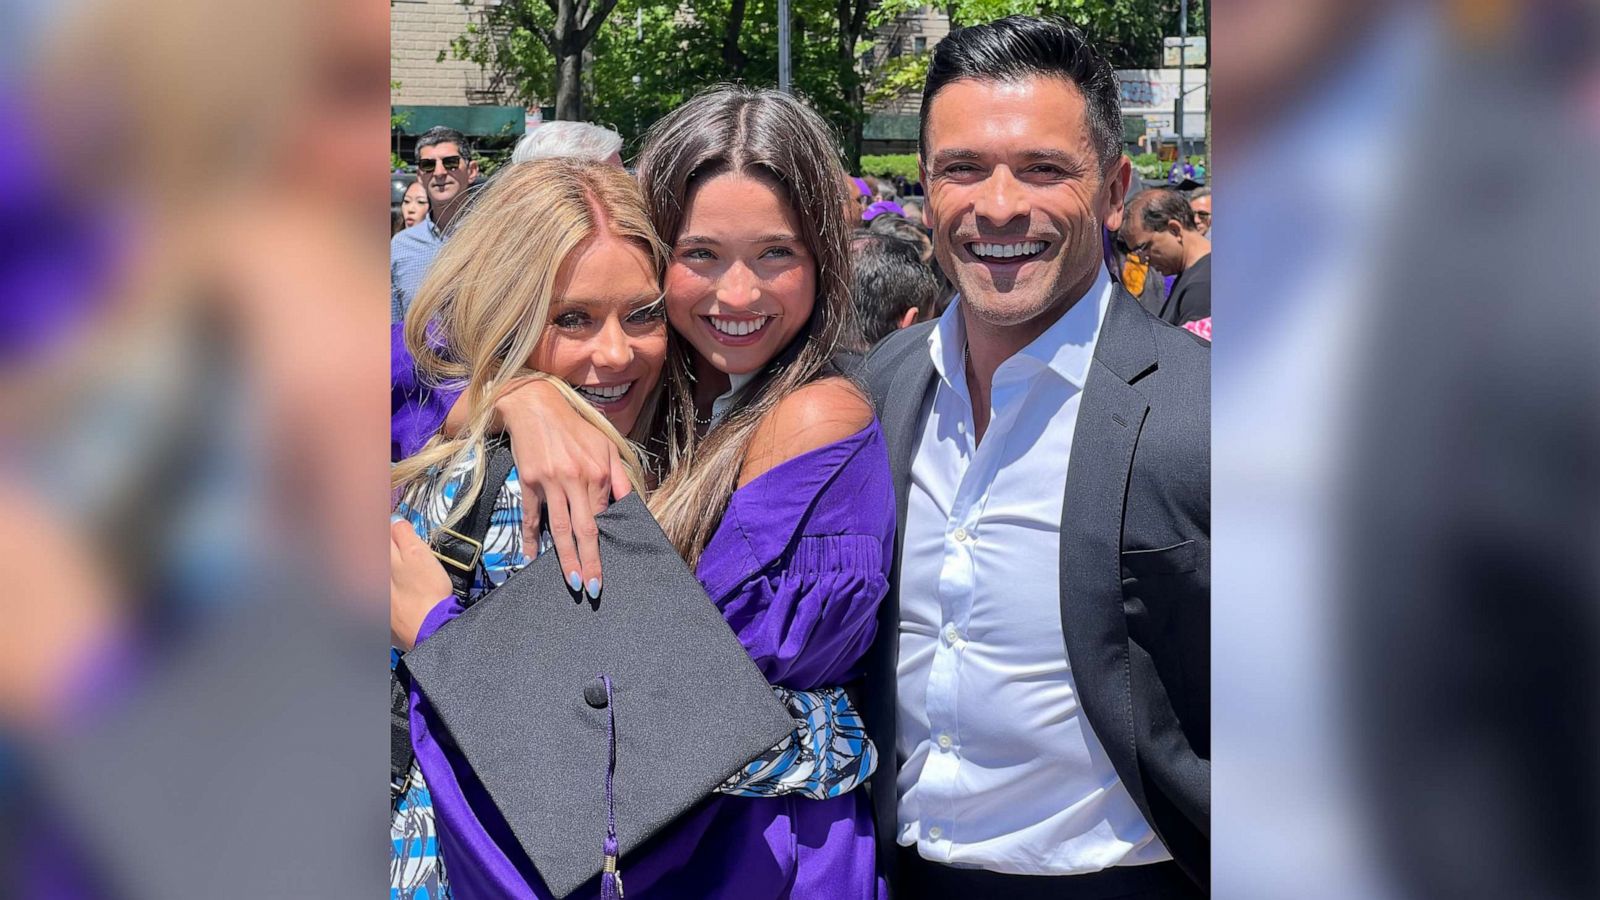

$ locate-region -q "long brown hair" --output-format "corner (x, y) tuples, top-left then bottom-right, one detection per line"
(638, 85), (860, 569)
(391, 159), (670, 533)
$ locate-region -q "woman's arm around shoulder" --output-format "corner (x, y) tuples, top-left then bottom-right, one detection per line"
(738, 378), (874, 487)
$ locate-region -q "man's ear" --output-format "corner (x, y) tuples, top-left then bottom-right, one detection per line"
(1102, 155), (1133, 233)
(1167, 218), (1184, 238)
(897, 306), (921, 330)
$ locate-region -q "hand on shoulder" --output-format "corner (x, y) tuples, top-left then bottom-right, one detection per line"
(739, 378), (874, 487)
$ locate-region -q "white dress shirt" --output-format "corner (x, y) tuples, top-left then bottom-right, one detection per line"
(896, 266), (1171, 875)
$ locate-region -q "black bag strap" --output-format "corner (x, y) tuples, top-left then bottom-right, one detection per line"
(393, 440), (516, 801)
(390, 664), (416, 801)
(430, 439), (517, 604)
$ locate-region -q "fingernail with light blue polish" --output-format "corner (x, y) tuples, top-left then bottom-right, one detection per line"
(586, 578), (602, 600)
(568, 571), (582, 592)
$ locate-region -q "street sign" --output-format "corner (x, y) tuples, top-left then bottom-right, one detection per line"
(1163, 36), (1207, 68)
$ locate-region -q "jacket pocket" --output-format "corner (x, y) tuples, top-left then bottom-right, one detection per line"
(1120, 540), (1198, 578)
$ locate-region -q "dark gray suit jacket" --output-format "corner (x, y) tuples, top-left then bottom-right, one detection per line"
(858, 286), (1211, 891)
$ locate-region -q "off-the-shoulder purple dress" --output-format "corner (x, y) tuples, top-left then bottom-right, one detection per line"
(408, 422), (894, 899)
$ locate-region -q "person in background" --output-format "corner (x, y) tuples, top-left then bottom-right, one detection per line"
(1187, 185), (1211, 236)
(1167, 157), (1195, 184)
(390, 207), (405, 237)
(391, 126), (479, 323)
(900, 198), (925, 228)
(868, 212), (934, 264)
(1120, 188), (1211, 326)
(400, 180), (429, 229)
(1192, 159), (1206, 182)
(510, 121), (625, 167)
(850, 231), (940, 346)
(863, 198), (907, 224)
(850, 176), (874, 220)
(873, 203), (951, 315)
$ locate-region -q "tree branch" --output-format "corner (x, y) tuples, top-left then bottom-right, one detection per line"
(577, 0), (618, 44)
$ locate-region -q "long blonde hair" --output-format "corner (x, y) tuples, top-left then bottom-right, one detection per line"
(391, 159), (669, 533)
(638, 86), (861, 570)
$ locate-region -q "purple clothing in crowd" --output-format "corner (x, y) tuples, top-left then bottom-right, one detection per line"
(391, 322), (458, 462)
(408, 423), (895, 899)
(862, 200), (906, 222)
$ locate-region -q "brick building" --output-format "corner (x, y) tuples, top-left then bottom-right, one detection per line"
(861, 6), (951, 155)
(391, 0), (526, 161)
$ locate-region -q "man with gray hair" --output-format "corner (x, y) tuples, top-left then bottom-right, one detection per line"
(510, 121), (625, 167)
(1187, 186), (1211, 237)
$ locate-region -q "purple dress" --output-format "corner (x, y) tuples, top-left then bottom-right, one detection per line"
(392, 322), (457, 462)
(408, 422), (895, 899)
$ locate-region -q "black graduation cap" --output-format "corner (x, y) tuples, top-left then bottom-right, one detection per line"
(401, 491), (795, 899)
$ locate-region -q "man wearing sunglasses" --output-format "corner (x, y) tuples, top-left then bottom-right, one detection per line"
(391, 126), (480, 323)
(1188, 186), (1211, 237)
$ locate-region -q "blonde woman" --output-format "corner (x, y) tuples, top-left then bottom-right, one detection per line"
(389, 159), (670, 900)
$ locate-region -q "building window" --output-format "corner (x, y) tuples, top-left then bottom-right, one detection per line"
(914, 36), (927, 53)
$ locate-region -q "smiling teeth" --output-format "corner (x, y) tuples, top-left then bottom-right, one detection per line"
(574, 382), (631, 403)
(972, 241), (1047, 259)
(709, 317), (770, 337)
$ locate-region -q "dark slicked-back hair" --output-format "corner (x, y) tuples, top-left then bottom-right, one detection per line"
(1128, 187), (1198, 233)
(920, 16), (1123, 167)
(416, 126), (471, 160)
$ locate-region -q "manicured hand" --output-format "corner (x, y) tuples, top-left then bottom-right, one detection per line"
(494, 379), (629, 598)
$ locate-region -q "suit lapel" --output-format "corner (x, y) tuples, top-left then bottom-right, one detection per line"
(881, 345), (937, 537)
(1058, 288), (1158, 817)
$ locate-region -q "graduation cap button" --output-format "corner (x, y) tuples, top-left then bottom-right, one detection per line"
(584, 677), (610, 709)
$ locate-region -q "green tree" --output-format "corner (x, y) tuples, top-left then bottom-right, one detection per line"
(586, 0), (868, 164)
(446, 0), (624, 121)
(865, 0), (1206, 112)
(445, 0), (1200, 169)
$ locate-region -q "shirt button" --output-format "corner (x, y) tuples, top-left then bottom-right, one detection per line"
(943, 623), (961, 644)
(952, 527), (969, 543)
(937, 733), (952, 750)
(928, 826), (943, 840)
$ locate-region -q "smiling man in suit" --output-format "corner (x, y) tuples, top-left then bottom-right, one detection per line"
(861, 16), (1210, 898)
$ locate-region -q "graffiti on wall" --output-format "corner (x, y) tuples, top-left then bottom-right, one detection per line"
(1115, 70), (1206, 111)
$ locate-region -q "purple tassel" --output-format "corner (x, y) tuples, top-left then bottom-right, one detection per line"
(599, 674), (624, 900)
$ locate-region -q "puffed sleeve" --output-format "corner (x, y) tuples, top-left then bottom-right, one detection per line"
(700, 422), (897, 691)
(718, 533), (888, 689)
